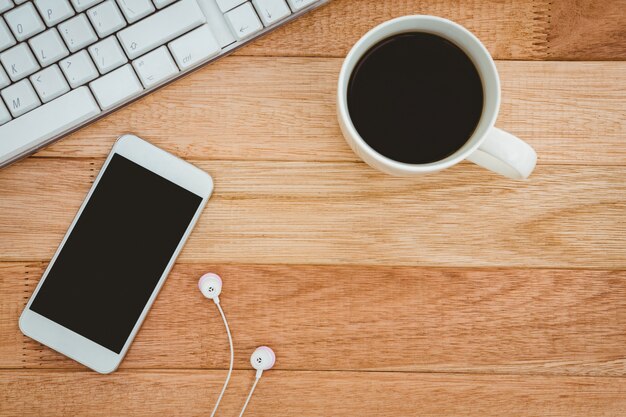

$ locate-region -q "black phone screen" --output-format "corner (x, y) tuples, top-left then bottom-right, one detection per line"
(30, 153), (202, 353)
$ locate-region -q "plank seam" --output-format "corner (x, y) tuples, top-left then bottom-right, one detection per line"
(3, 261), (626, 272)
(3, 368), (626, 379)
(532, 0), (551, 57)
(20, 266), (29, 369)
(22, 155), (626, 168)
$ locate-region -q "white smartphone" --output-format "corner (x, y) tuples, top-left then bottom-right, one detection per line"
(19, 134), (213, 374)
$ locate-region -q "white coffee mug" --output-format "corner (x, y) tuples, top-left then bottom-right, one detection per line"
(337, 16), (537, 180)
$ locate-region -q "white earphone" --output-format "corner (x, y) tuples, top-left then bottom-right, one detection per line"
(250, 346), (276, 378)
(198, 273), (275, 417)
(198, 273), (222, 303)
(239, 346), (276, 417)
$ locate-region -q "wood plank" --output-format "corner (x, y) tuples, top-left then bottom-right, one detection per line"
(229, 0), (626, 61)
(546, 0), (626, 60)
(234, 0), (550, 60)
(0, 159), (624, 268)
(3, 263), (626, 375)
(2, 370), (626, 416)
(30, 59), (626, 166)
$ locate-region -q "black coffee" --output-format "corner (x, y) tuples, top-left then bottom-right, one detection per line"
(347, 32), (484, 164)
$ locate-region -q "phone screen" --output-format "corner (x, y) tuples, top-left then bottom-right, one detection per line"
(30, 153), (202, 353)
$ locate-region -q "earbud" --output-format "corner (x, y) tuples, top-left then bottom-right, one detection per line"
(250, 346), (275, 379)
(198, 273), (222, 304)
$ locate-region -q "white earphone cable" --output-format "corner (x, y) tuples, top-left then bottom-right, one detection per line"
(210, 301), (234, 417)
(238, 376), (260, 417)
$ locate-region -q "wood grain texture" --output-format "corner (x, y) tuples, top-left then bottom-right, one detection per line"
(546, 0), (626, 60)
(0, 159), (624, 268)
(31, 59), (626, 165)
(3, 263), (626, 376)
(2, 370), (626, 417)
(2, 1), (625, 416)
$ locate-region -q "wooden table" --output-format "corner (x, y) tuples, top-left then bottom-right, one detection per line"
(1, 0), (625, 415)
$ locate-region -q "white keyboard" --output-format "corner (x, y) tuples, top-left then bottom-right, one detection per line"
(0, 0), (328, 167)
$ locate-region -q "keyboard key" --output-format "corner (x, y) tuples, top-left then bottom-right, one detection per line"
(1, 43), (39, 81)
(168, 24), (219, 70)
(0, 0), (14, 13)
(252, 0), (290, 26)
(215, 0), (243, 12)
(1, 78), (41, 117)
(286, 0), (315, 11)
(152, 0), (175, 9)
(58, 14), (97, 52)
(30, 64), (69, 102)
(28, 28), (69, 66)
(89, 63), (142, 109)
(34, 0), (75, 27)
(88, 35), (126, 73)
(0, 98), (10, 124)
(69, 0), (103, 12)
(0, 65), (9, 88)
(4, 3), (45, 41)
(59, 49), (98, 87)
(225, 2), (262, 40)
(132, 45), (177, 87)
(195, 0), (236, 48)
(87, 0), (125, 37)
(0, 18), (17, 53)
(0, 87), (100, 163)
(117, 0), (205, 59)
(116, 0), (155, 23)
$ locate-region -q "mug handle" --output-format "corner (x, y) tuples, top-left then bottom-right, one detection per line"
(466, 128), (537, 180)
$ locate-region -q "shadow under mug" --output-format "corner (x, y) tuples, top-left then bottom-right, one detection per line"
(337, 15), (537, 180)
